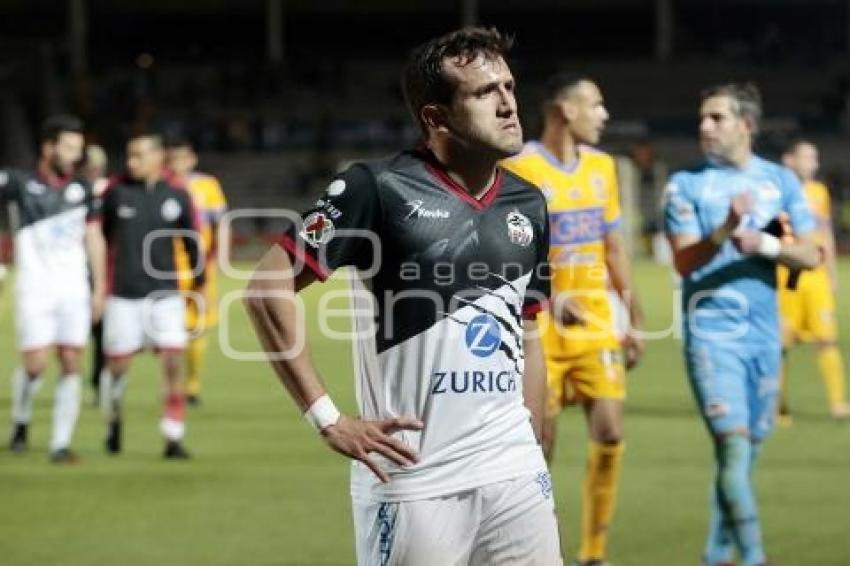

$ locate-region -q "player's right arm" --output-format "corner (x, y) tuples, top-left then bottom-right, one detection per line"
(243, 166), (423, 483)
(0, 169), (18, 292)
(664, 174), (751, 276)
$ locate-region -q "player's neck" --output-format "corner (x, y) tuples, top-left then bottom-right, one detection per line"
(540, 127), (579, 168)
(428, 144), (498, 199)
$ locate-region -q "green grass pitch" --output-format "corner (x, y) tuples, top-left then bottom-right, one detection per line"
(1, 259), (848, 565)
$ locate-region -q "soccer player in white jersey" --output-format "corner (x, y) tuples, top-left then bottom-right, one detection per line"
(0, 115), (106, 463)
(245, 27), (562, 565)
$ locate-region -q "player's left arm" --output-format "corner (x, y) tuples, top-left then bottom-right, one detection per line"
(84, 183), (107, 321)
(179, 190), (206, 290)
(734, 168), (821, 270)
(604, 228), (645, 369)
(602, 161), (645, 369)
(522, 319), (545, 442)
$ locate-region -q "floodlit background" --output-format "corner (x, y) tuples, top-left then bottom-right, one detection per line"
(1, 1), (850, 564)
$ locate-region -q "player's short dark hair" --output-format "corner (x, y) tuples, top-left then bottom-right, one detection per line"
(541, 72), (593, 107)
(164, 135), (195, 151)
(401, 26), (514, 134)
(128, 131), (164, 149)
(784, 137), (816, 155)
(39, 114), (84, 144)
(700, 82), (763, 133)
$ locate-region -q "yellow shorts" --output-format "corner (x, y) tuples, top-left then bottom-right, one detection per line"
(778, 267), (836, 345)
(545, 348), (626, 416)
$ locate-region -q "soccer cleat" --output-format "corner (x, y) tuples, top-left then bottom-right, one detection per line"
(830, 403), (850, 421)
(105, 419), (122, 454)
(49, 448), (80, 464)
(186, 394), (201, 408)
(9, 423), (28, 452)
(574, 561), (611, 566)
(163, 440), (191, 460)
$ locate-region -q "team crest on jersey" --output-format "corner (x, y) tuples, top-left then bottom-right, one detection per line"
(64, 182), (85, 204)
(506, 211), (534, 247)
(594, 177), (608, 201)
(161, 198), (182, 221)
(757, 182), (781, 201)
(299, 212), (335, 248)
(26, 180), (46, 195)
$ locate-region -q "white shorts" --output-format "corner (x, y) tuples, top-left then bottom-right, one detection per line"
(353, 472), (563, 566)
(16, 289), (91, 351)
(103, 294), (187, 356)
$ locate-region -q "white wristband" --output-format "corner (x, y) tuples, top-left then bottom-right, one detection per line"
(758, 234), (782, 259)
(304, 394), (340, 432)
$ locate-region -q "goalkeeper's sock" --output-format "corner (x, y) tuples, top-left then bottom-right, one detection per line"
(713, 435), (765, 566)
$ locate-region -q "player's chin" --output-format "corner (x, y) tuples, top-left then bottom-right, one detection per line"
(495, 133), (524, 156)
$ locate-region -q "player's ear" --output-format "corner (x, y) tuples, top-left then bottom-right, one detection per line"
(421, 104), (450, 134)
(560, 99), (577, 123)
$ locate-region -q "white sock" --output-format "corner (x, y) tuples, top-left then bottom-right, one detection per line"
(160, 418), (185, 441)
(99, 368), (127, 421)
(11, 367), (43, 424)
(50, 374), (81, 451)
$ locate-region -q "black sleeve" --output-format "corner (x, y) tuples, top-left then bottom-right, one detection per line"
(84, 180), (101, 222)
(522, 199), (551, 319)
(0, 169), (21, 203)
(280, 163), (381, 281)
(178, 189), (205, 287)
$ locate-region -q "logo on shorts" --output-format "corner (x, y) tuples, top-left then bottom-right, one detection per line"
(506, 211), (533, 247)
(299, 212), (335, 248)
(535, 471), (553, 499)
(465, 313), (501, 358)
(161, 198), (182, 222)
(64, 182), (86, 204)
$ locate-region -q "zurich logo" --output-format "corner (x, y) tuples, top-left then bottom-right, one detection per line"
(465, 313), (501, 358)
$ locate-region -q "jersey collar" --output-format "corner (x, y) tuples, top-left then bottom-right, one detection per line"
(529, 140), (582, 175)
(413, 147), (503, 211)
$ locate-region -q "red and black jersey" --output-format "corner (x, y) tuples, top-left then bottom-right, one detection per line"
(281, 149), (551, 501)
(0, 167), (99, 293)
(100, 176), (203, 299)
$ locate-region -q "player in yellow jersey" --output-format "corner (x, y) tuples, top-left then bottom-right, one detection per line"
(166, 138), (227, 406)
(503, 73), (645, 566)
(778, 139), (849, 422)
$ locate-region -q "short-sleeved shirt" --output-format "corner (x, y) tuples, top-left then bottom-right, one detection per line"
(281, 149), (550, 502)
(502, 142), (622, 356)
(0, 167), (99, 295)
(99, 177), (202, 299)
(663, 156), (816, 346)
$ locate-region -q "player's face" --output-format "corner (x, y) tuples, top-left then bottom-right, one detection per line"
(564, 81), (609, 145)
(442, 54), (523, 157)
(127, 138), (165, 181)
(44, 132), (85, 176)
(166, 146), (198, 177)
(699, 95), (750, 161)
(785, 143), (819, 181)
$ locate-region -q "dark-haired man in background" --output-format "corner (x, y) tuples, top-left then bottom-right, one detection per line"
(664, 83), (820, 566)
(504, 73), (644, 566)
(244, 27), (562, 565)
(1, 114), (106, 463)
(96, 132), (204, 459)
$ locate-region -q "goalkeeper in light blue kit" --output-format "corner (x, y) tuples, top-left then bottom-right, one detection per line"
(664, 83), (821, 566)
